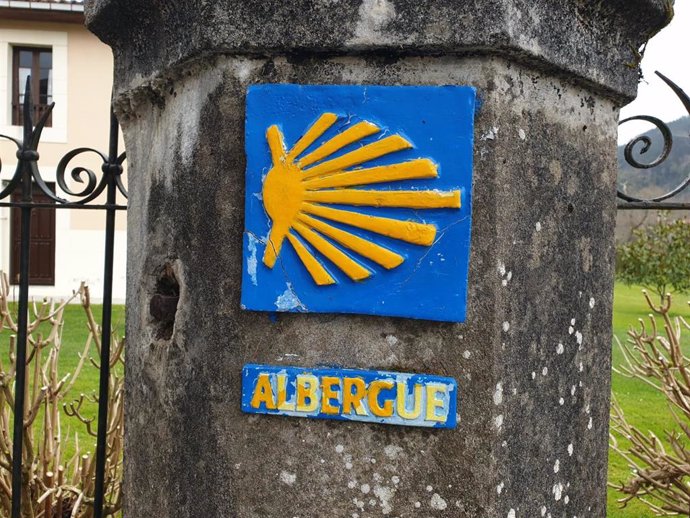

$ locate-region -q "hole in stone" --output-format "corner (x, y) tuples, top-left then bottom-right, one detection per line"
(150, 263), (180, 340)
(567, 203), (575, 213)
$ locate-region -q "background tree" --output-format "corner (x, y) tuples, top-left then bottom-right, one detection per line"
(616, 213), (690, 299)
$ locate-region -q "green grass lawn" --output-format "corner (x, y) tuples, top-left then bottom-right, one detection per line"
(47, 302), (125, 424)
(607, 284), (690, 517)
(0, 300), (125, 462)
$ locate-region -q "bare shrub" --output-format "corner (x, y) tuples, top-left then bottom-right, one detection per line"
(0, 273), (123, 517)
(610, 291), (690, 515)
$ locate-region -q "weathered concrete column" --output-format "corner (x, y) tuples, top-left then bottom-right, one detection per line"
(86, 1), (669, 516)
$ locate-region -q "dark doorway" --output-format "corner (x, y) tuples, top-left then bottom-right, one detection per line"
(10, 184), (56, 285)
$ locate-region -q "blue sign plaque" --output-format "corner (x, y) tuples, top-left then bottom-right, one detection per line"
(241, 84), (476, 322)
(241, 364), (458, 429)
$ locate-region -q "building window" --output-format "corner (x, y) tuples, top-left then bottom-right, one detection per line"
(11, 46), (53, 127)
(0, 30), (67, 142)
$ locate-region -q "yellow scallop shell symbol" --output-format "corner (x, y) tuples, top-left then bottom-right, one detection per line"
(261, 113), (461, 286)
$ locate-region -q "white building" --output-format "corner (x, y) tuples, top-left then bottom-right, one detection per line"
(0, 0), (126, 302)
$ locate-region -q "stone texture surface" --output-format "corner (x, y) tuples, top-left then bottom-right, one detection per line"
(85, 0), (670, 102)
(83, 1), (671, 517)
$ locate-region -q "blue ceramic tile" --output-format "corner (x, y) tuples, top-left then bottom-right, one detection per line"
(241, 84), (475, 322)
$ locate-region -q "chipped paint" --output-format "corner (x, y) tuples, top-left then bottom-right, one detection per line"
(242, 364), (458, 428)
(246, 233), (259, 286)
(275, 285), (302, 311)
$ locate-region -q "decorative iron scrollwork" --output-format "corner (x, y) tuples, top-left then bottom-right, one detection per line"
(617, 72), (690, 210)
(0, 76), (127, 210)
(56, 146), (127, 205)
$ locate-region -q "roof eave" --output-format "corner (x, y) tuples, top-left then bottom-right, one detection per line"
(0, 5), (84, 23)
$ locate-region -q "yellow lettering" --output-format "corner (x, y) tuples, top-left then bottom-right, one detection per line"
(250, 373), (276, 410)
(321, 376), (341, 415)
(276, 374), (295, 411)
(397, 382), (423, 420)
(368, 379), (394, 417)
(343, 377), (367, 416)
(296, 374), (319, 412)
(425, 384), (447, 422)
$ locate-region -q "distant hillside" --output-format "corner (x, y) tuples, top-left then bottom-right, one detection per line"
(617, 116), (690, 202)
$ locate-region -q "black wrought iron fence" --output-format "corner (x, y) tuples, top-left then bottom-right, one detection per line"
(617, 71), (690, 211)
(0, 77), (126, 518)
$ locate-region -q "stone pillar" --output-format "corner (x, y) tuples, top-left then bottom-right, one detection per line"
(85, 1), (669, 516)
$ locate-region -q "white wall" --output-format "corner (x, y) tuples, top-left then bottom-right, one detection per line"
(0, 165), (127, 304)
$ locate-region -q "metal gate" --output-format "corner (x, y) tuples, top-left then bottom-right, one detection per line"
(0, 78), (126, 518)
(617, 72), (690, 211)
